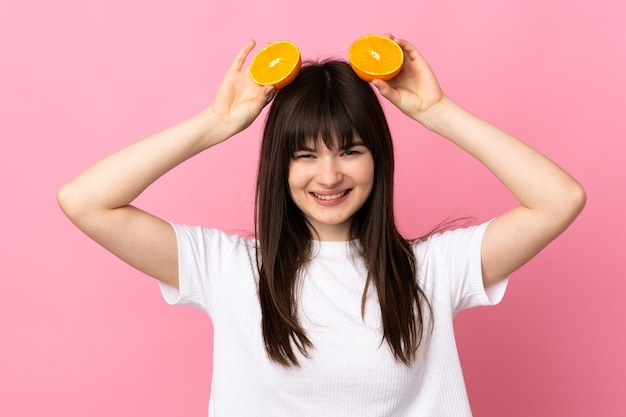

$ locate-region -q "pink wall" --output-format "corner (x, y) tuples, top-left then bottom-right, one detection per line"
(2, 0), (624, 415)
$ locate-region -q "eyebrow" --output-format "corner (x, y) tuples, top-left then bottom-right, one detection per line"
(296, 145), (317, 152)
(295, 139), (367, 153)
(339, 140), (367, 151)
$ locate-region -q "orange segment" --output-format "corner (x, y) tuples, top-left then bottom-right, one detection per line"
(348, 35), (404, 82)
(249, 40), (301, 90)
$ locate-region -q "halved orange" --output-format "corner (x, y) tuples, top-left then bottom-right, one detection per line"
(249, 40), (301, 90)
(348, 35), (404, 82)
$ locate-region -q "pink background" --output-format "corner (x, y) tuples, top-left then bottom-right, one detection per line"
(2, 0), (624, 415)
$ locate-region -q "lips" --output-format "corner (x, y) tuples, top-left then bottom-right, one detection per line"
(312, 190), (349, 201)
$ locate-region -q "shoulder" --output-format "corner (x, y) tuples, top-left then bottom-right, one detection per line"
(412, 221), (490, 261)
(412, 220), (507, 311)
(411, 221), (488, 292)
(170, 223), (257, 259)
(161, 224), (259, 312)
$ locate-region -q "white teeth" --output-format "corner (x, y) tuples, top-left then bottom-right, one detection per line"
(313, 191), (347, 201)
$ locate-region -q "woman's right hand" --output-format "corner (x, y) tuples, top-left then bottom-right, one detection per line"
(372, 35), (446, 126)
(57, 40), (274, 289)
(202, 40), (275, 144)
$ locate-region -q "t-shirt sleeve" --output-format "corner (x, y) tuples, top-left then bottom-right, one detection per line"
(422, 220), (509, 316)
(158, 223), (255, 316)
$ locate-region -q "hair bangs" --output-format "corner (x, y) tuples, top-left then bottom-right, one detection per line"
(276, 62), (367, 156)
(291, 103), (358, 153)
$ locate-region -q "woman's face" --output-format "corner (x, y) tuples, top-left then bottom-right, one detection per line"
(287, 136), (375, 241)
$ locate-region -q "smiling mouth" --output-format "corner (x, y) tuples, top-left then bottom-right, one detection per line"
(312, 190), (349, 201)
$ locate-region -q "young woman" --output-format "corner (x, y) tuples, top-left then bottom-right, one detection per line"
(57, 36), (586, 416)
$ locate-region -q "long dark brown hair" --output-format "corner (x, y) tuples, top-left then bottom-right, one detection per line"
(255, 60), (431, 367)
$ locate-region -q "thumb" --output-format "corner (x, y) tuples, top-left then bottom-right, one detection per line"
(263, 86), (277, 104)
(372, 79), (398, 104)
(250, 86), (276, 114)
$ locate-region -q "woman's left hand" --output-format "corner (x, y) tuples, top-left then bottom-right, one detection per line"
(376, 36), (586, 288)
(372, 35), (446, 123)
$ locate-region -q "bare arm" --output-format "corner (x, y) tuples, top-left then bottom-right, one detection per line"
(375, 36), (586, 287)
(57, 40), (274, 288)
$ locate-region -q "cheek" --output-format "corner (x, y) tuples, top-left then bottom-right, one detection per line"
(287, 163), (304, 196)
(287, 161), (314, 186)
(359, 158), (376, 188)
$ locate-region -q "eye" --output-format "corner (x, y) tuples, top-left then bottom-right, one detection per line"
(341, 145), (367, 156)
(293, 152), (315, 159)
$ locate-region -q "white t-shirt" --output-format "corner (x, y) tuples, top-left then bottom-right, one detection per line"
(160, 221), (508, 416)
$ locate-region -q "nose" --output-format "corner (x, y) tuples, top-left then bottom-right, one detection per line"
(316, 157), (343, 187)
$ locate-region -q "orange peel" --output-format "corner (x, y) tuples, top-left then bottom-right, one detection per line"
(249, 40), (301, 90)
(348, 34), (404, 82)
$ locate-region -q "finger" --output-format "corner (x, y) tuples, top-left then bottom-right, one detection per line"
(249, 86), (276, 115)
(230, 39), (256, 71)
(394, 38), (414, 55)
(383, 36), (419, 66)
(395, 38), (425, 63)
(372, 79), (397, 102)
(263, 86), (276, 104)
